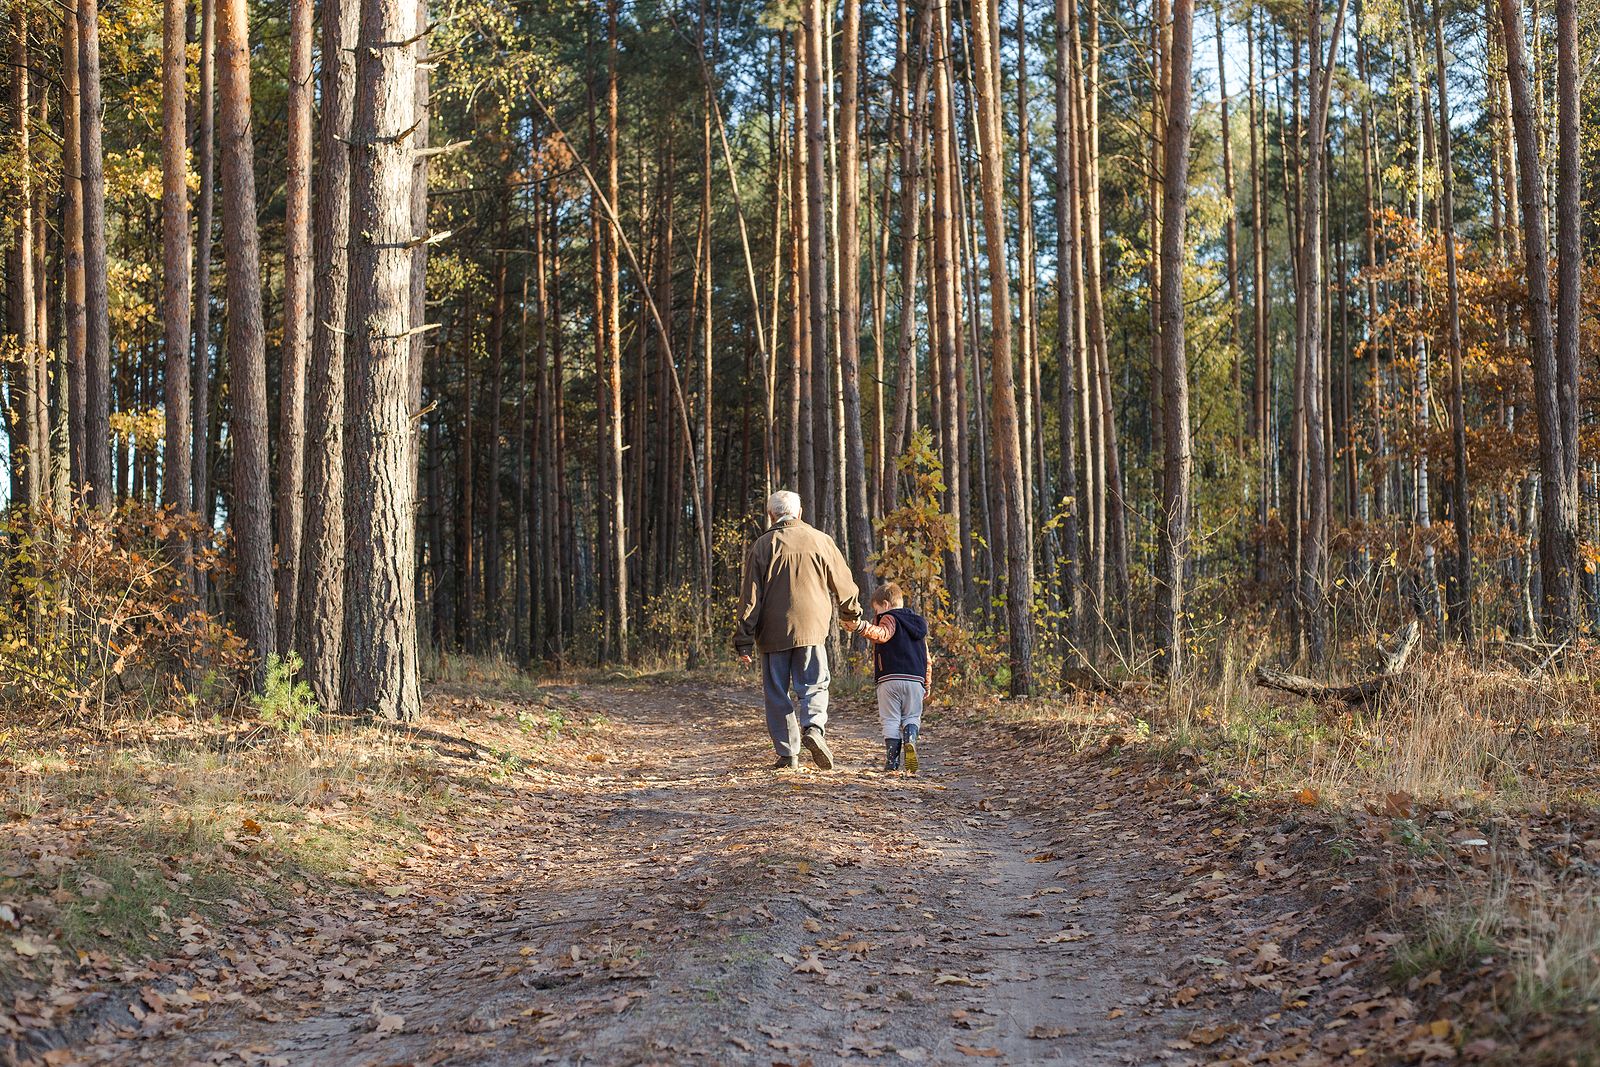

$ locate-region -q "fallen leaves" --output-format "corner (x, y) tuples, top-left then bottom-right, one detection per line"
(953, 1043), (1001, 1057)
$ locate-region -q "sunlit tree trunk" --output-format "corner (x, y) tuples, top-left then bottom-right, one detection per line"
(217, 0), (276, 669)
(885, 0), (930, 511)
(275, 0), (313, 648)
(970, 0), (1035, 695)
(192, 0), (216, 535)
(1553, 0), (1581, 606)
(298, 0), (358, 706)
(1431, 0), (1471, 641)
(79, 0), (113, 506)
(10, 7), (41, 506)
(930, 0), (964, 599)
(1497, 0), (1578, 638)
(161, 0), (192, 524)
(1155, 0), (1194, 677)
(603, 0), (628, 658)
(1215, 0), (1241, 443)
(838, 0), (872, 598)
(1053, 0), (1083, 658)
(1292, 0), (1350, 665)
(343, 0), (420, 718)
(63, 4), (87, 495)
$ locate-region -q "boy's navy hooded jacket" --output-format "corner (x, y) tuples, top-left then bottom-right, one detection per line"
(866, 607), (929, 688)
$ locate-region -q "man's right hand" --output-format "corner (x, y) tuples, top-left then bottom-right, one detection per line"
(739, 654), (753, 667)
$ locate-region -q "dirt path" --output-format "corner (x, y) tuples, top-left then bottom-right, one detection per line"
(100, 680), (1218, 1066)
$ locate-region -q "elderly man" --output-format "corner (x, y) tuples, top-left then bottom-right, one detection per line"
(734, 491), (862, 770)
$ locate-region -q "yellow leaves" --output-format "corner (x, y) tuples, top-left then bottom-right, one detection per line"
(933, 973), (982, 987)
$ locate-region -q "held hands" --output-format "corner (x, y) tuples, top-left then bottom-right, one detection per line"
(840, 618), (858, 633)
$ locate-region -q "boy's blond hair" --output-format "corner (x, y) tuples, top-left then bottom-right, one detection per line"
(870, 582), (905, 610)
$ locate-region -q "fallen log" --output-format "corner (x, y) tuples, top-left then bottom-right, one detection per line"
(1254, 620), (1420, 704)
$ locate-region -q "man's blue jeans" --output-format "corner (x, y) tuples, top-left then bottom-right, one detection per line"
(762, 646), (830, 758)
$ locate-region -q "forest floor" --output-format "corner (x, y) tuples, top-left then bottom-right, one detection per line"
(3, 663), (1597, 1066)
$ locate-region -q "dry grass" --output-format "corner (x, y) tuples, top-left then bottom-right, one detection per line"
(0, 682), (601, 966)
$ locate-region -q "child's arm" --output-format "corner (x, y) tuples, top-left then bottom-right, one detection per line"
(855, 614), (896, 645)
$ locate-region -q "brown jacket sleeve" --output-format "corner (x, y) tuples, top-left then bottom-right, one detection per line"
(732, 539), (765, 655)
(826, 539), (862, 623)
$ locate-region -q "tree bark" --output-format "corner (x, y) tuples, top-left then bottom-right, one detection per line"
(969, 0), (1035, 695)
(603, 0), (628, 658)
(297, 0), (358, 708)
(276, 0), (313, 648)
(1553, 0), (1581, 611)
(838, 0), (872, 602)
(161, 0), (192, 524)
(217, 0), (276, 669)
(1054, 0), (1083, 656)
(11, 7), (41, 506)
(884, 0), (930, 511)
(192, 0), (216, 533)
(1154, 0), (1194, 677)
(343, 0), (420, 718)
(79, 0), (112, 506)
(63, 3), (87, 496)
(1497, 0), (1578, 638)
(1431, 0), (1471, 641)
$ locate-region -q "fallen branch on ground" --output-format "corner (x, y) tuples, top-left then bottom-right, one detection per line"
(1254, 620), (1420, 704)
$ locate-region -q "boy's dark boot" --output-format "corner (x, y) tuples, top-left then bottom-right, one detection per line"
(883, 738), (902, 772)
(801, 726), (834, 770)
(770, 755), (800, 771)
(901, 724), (920, 775)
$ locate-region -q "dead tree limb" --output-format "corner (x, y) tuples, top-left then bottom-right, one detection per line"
(1254, 620), (1420, 704)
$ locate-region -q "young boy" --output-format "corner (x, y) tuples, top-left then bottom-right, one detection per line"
(849, 582), (931, 773)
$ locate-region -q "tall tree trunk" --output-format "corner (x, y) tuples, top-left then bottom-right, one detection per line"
(1553, 0), (1581, 616)
(276, 0), (313, 648)
(1215, 0), (1242, 441)
(11, 7), (40, 506)
(343, 0), (420, 718)
(801, 0), (829, 529)
(838, 0), (872, 600)
(603, 0), (628, 658)
(886, 0), (930, 509)
(931, 0), (965, 600)
(1431, 0), (1471, 641)
(1053, 0), (1083, 656)
(217, 0), (276, 669)
(79, 0), (112, 506)
(1497, 0), (1577, 638)
(1015, 0), (1037, 522)
(161, 0), (192, 529)
(970, 0), (1035, 695)
(297, 0), (358, 708)
(192, 0), (215, 533)
(63, 3), (87, 495)
(1293, 0), (1350, 665)
(1155, 0), (1194, 676)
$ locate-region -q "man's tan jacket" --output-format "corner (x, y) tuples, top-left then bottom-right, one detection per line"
(733, 517), (862, 655)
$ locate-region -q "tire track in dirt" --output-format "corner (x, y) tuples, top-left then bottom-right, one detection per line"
(94, 679), (1206, 1066)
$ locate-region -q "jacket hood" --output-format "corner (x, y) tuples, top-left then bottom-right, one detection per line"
(887, 607), (928, 640)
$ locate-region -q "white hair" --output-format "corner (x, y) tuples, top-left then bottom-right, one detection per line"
(766, 490), (802, 522)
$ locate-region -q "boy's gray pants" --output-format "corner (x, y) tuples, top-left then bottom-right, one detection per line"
(762, 646), (830, 758)
(876, 679), (924, 739)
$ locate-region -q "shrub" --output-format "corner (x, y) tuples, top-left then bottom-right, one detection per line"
(0, 501), (248, 721)
(252, 653), (320, 733)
